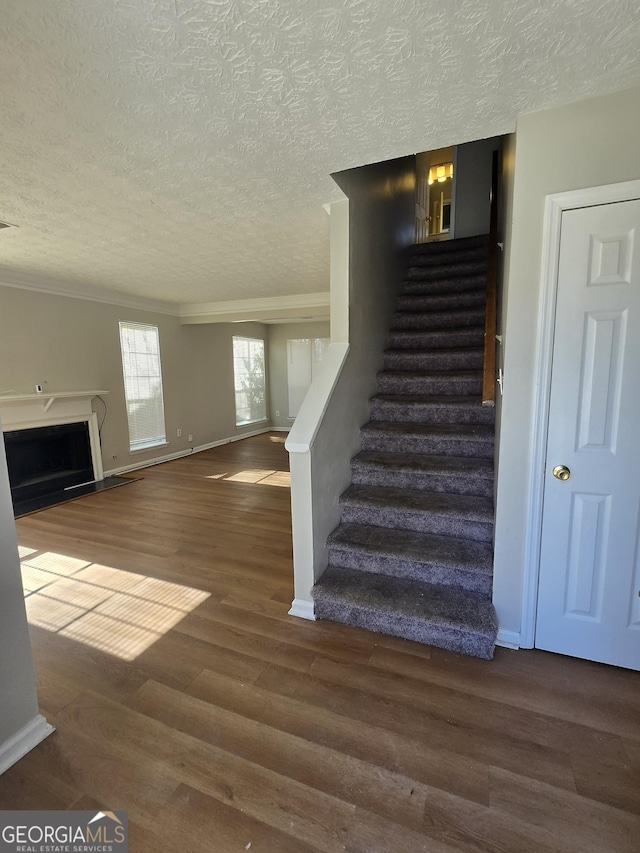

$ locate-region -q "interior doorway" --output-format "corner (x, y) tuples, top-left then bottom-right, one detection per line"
(415, 147), (455, 243)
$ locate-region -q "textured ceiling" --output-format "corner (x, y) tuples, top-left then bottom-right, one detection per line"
(1, 0), (640, 307)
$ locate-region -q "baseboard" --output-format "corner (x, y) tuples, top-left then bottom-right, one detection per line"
(495, 628), (521, 650)
(0, 715), (55, 776)
(288, 598), (316, 621)
(103, 427), (273, 477)
(270, 427), (290, 433)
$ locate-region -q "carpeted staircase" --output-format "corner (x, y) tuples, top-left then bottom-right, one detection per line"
(312, 234), (498, 659)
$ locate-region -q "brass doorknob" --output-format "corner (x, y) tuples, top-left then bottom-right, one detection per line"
(553, 465), (571, 481)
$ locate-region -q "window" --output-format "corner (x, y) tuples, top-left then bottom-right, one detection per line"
(233, 336), (267, 426)
(287, 337), (329, 418)
(119, 321), (167, 452)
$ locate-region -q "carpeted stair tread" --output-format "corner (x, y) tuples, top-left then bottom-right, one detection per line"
(388, 328), (485, 350)
(340, 485), (494, 542)
(406, 260), (487, 281)
(383, 347), (484, 371)
(360, 421), (494, 458)
(401, 273), (487, 295)
(392, 307), (486, 330)
(351, 451), (493, 496)
(312, 567), (497, 659)
(327, 523), (494, 592)
(353, 451), (493, 478)
(377, 370), (482, 396)
(370, 395), (495, 425)
(397, 290), (486, 313)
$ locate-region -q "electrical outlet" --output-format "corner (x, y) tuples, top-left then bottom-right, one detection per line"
(177, 428), (182, 437)
(275, 410), (280, 417)
(188, 434), (193, 442)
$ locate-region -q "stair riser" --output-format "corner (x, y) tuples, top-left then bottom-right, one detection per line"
(377, 374), (482, 396)
(392, 310), (485, 330)
(406, 261), (487, 281)
(388, 329), (485, 349)
(340, 503), (493, 542)
(327, 547), (493, 595)
(383, 351), (484, 371)
(397, 292), (486, 312)
(408, 249), (488, 267)
(313, 599), (495, 659)
(401, 274), (487, 295)
(369, 400), (495, 426)
(360, 432), (494, 458)
(351, 467), (493, 497)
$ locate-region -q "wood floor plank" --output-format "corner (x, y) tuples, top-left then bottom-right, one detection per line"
(489, 766), (640, 853)
(55, 689), (458, 853)
(137, 783), (323, 853)
(196, 597), (375, 663)
(368, 644), (640, 739)
(136, 628), (268, 686)
(29, 625), (151, 703)
(569, 744), (640, 815)
(0, 723), (176, 820)
(310, 657), (582, 768)
(255, 664), (577, 791)
(187, 667), (492, 806)
(9, 432), (639, 853)
(0, 767), (78, 811)
(175, 609), (317, 673)
(127, 678), (429, 833)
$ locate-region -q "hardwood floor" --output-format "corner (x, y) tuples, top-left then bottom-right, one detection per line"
(2, 432), (639, 852)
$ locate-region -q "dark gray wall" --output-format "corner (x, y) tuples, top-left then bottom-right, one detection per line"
(307, 156), (416, 576)
(454, 136), (502, 238)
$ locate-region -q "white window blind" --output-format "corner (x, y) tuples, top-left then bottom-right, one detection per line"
(233, 336), (267, 426)
(119, 321), (167, 452)
(287, 338), (329, 418)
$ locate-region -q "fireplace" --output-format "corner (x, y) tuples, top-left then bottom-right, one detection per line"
(5, 421), (94, 504)
(0, 390), (108, 515)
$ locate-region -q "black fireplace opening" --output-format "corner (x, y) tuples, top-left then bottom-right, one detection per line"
(5, 421), (94, 506)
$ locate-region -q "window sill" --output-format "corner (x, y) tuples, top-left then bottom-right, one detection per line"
(236, 418), (269, 428)
(129, 441), (170, 455)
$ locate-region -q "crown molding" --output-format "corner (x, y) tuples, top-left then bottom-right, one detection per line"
(0, 269), (330, 325)
(0, 269), (178, 316)
(178, 292), (331, 324)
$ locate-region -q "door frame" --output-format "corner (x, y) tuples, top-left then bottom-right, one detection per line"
(520, 178), (640, 649)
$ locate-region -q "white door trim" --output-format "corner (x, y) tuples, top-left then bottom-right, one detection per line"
(520, 178), (640, 649)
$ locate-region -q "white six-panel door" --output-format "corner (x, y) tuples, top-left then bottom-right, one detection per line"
(535, 199), (640, 670)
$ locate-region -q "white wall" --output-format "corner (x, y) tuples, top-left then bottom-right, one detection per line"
(0, 411), (44, 761)
(0, 286), (270, 473)
(494, 85), (640, 642)
(267, 321), (331, 430)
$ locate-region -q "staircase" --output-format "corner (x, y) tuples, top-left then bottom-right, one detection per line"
(312, 234), (498, 659)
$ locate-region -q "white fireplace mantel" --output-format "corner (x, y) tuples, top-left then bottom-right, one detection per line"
(0, 390), (108, 427)
(0, 390), (109, 482)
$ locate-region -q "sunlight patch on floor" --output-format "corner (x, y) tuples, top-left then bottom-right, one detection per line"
(18, 545), (38, 559)
(20, 550), (209, 661)
(205, 468), (290, 487)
